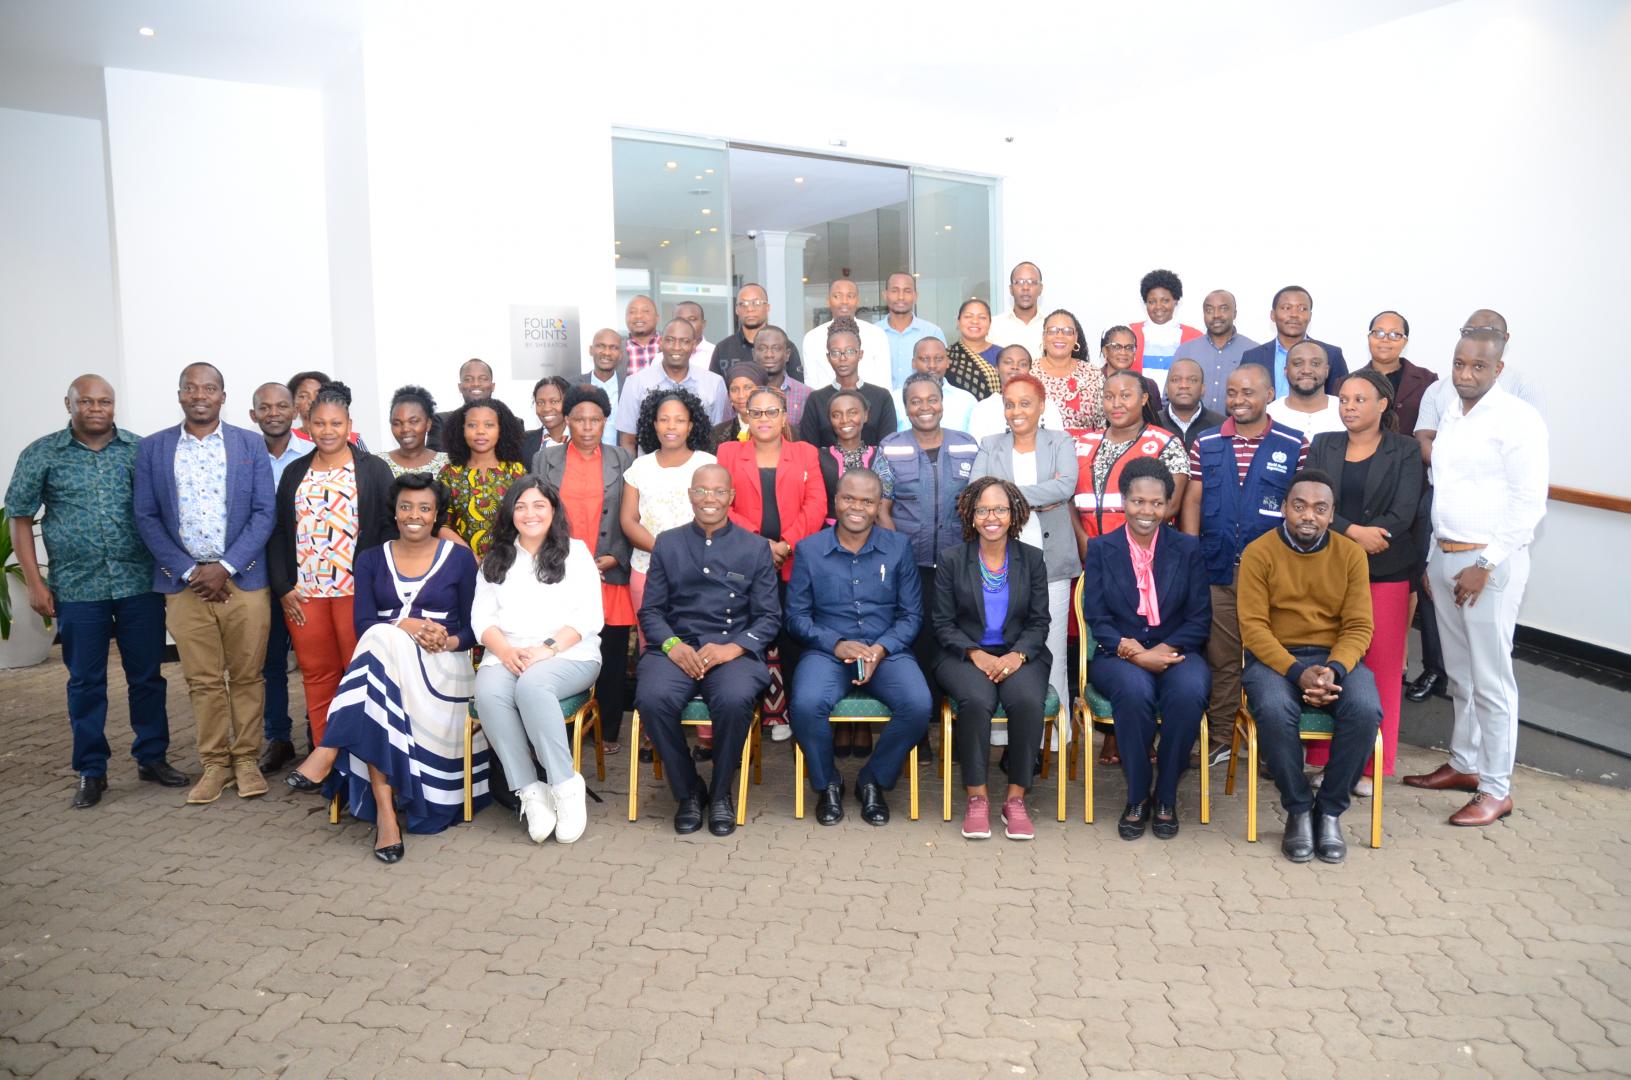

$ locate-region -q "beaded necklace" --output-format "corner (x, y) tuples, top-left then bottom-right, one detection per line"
(979, 547), (1010, 594)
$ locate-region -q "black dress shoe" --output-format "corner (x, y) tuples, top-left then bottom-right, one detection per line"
(372, 828), (405, 865)
(857, 781), (889, 826)
(674, 781), (706, 835)
(815, 782), (845, 826)
(284, 769), (324, 793)
(1152, 803), (1179, 840)
(72, 775), (107, 809)
(1405, 671), (1448, 703)
(1314, 813), (1347, 863)
(1282, 810), (1314, 863)
(257, 739), (296, 774)
(1118, 799), (1151, 841)
(137, 760), (189, 787)
(638, 746), (654, 764)
(691, 743), (713, 763)
(707, 797), (736, 836)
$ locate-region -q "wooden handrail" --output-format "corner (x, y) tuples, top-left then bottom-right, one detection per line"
(1549, 485), (1631, 515)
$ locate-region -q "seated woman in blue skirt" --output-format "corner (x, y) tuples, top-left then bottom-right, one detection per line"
(306, 472), (486, 862)
(1079, 458), (1211, 841)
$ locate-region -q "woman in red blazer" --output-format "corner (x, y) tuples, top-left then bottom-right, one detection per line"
(716, 386), (828, 742)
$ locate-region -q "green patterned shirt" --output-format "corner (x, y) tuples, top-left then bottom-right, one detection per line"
(5, 425), (154, 602)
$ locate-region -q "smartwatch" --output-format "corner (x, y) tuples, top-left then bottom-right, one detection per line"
(541, 637), (558, 650)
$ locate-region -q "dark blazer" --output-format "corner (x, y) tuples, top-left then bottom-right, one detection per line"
(132, 422), (276, 593)
(717, 439), (827, 581)
(1241, 338), (1349, 395)
(1079, 525), (1212, 655)
(1157, 403), (1226, 451)
(269, 449), (398, 597)
(932, 540), (1053, 668)
(1359, 357), (1437, 435)
(1305, 430), (1423, 581)
(534, 441), (634, 586)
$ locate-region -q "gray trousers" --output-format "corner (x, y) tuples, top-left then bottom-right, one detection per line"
(1428, 546), (1529, 800)
(474, 657), (600, 792)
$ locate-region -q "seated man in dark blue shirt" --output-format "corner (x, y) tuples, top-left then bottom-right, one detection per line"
(636, 464), (781, 837)
(786, 469), (932, 826)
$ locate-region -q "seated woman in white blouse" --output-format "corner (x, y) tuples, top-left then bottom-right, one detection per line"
(471, 476), (604, 844)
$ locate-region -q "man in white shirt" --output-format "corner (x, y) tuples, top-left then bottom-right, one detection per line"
(1402, 332), (1547, 827)
(580, 328), (626, 445)
(987, 262), (1046, 364)
(1265, 341), (1345, 438)
(967, 344), (1066, 441)
(802, 279), (891, 391)
(673, 301), (715, 372)
(899, 337), (976, 433)
(614, 318), (729, 451)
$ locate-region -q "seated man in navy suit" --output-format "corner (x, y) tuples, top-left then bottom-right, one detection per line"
(1080, 459), (1212, 841)
(1240, 285), (1348, 398)
(134, 363), (276, 806)
(786, 469), (931, 827)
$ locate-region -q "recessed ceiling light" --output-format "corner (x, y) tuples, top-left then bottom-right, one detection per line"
(664, 161), (678, 170)
(801, 277), (809, 284)
(704, 168), (714, 174)
(614, 240), (621, 246)
(694, 229), (702, 235)
(138, 26), (156, 37)
(700, 208), (711, 215)
(614, 253), (621, 260)
(943, 225), (953, 231)
(693, 174), (702, 180)
(793, 177), (804, 185)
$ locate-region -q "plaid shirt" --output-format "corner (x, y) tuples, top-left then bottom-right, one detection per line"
(623, 335), (661, 374)
(776, 376), (812, 431)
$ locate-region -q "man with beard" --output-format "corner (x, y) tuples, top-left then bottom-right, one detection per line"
(710, 284), (807, 383)
(1266, 341), (1345, 438)
(1157, 358), (1225, 451)
(1240, 286), (1349, 399)
(623, 294), (662, 374)
(1173, 290), (1258, 415)
(750, 325), (811, 430)
(428, 358), (496, 452)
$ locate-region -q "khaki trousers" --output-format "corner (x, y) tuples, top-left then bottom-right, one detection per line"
(166, 583), (271, 768)
(1204, 583), (1242, 753)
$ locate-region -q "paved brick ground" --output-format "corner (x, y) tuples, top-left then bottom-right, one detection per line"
(2, 647), (1628, 1078)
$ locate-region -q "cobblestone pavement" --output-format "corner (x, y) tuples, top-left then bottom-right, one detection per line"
(2, 648), (1628, 1079)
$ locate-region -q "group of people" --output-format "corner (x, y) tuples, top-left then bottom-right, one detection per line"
(6, 262), (1548, 866)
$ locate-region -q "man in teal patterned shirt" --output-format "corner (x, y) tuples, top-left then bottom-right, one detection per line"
(6, 375), (186, 809)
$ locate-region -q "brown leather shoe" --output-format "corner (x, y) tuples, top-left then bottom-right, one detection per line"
(1401, 763), (1480, 791)
(1449, 792), (1513, 826)
(185, 765), (236, 804)
(233, 759), (269, 798)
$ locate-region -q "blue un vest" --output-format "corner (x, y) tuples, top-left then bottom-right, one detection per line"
(879, 429), (978, 567)
(1196, 421), (1304, 585)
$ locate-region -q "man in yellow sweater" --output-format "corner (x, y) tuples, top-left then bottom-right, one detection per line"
(1236, 470), (1382, 864)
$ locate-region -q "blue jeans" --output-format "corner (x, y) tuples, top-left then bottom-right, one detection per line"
(262, 590), (292, 743)
(789, 652), (931, 792)
(1241, 647), (1381, 817)
(1090, 652), (1211, 806)
(56, 592), (170, 777)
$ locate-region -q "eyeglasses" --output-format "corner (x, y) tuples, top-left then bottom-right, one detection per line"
(1459, 325), (1502, 336)
(747, 406), (783, 420)
(1104, 342), (1136, 353)
(1043, 327), (1076, 337)
(1010, 278), (1040, 288)
(972, 506), (1012, 519)
(827, 347), (861, 359)
(736, 299), (768, 308)
(1368, 329), (1407, 341)
(689, 487), (730, 500)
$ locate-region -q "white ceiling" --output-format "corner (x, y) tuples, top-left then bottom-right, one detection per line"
(728, 150), (906, 235)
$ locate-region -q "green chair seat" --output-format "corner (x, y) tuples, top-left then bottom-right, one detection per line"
(1298, 709), (1336, 735)
(679, 697), (713, 722)
(470, 691), (590, 723)
(947, 687), (1061, 720)
(831, 694), (890, 717)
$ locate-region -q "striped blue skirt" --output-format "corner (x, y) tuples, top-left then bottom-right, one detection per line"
(321, 624), (491, 833)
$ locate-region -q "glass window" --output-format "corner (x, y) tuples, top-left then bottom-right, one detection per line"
(910, 170), (997, 340)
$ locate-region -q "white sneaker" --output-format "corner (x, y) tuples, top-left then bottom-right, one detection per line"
(769, 723), (792, 742)
(518, 781), (556, 843)
(1310, 768), (1325, 791)
(1351, 776), (1374, 798)
(991, 728), (1009, 747)
(552, 773), (587, 844)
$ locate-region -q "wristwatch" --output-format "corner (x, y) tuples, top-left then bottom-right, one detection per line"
(541, 637), (557, 650)
(1474, 556), (1496, 572)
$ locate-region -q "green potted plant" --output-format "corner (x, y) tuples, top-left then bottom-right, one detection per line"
(0, 510), (54, 668)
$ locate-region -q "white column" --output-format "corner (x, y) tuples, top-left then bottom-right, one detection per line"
(754, 230), (815, 340)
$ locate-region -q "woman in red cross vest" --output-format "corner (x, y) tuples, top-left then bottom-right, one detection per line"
(1071, 369), (1194, 765)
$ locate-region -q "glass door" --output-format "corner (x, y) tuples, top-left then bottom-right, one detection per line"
(909, 169), (999, 339)
(611, 133), (733, 343)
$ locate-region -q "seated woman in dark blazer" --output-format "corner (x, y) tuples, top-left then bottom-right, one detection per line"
(1303, 369), (1423, 796)
(932, 476), (1053, 843)
(1080, 457), (1212, 841)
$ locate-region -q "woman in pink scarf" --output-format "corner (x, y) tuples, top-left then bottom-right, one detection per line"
(1078, 458), (1213, 841)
